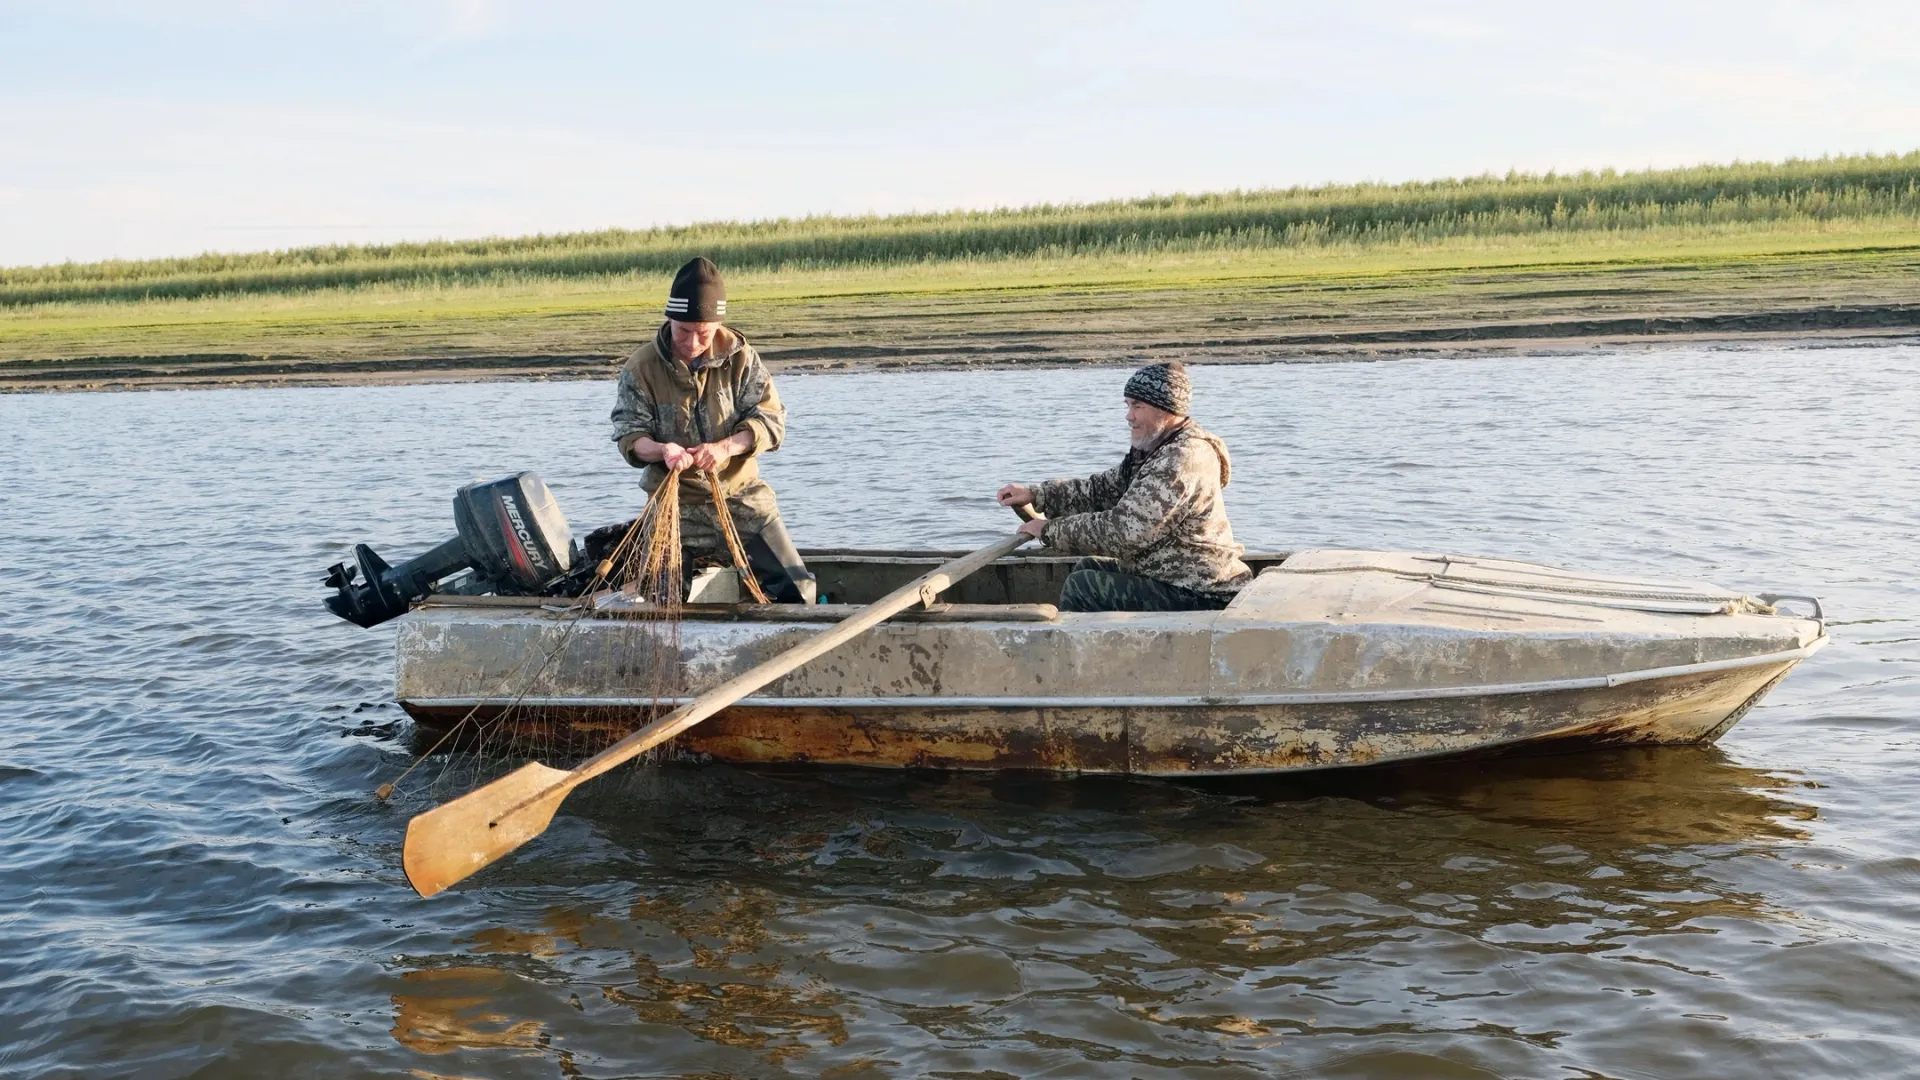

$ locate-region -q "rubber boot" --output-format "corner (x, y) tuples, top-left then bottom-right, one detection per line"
(748, 518), (817, 604)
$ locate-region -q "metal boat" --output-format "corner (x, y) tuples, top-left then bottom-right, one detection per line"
(393, 547), (1826, 775)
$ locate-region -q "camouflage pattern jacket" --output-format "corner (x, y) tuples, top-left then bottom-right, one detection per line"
(610, 323), (786, 506)
(1031, 420), (1253, 598)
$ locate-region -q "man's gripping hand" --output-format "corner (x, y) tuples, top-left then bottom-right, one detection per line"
(690, 442), (733, 471)
(996, 483), (1034, 508)
(660, 442), (695, 471)
(691, 431), (753, 472)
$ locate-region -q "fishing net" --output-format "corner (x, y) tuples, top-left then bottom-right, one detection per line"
(711, 483), (771, 606)
(383, 466), (766, 802)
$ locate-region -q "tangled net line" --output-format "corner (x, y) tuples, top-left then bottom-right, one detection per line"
(378, 465), (768, 800)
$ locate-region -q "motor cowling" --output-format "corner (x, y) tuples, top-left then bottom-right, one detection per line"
(452, 473), (573, 590)
(324, 472), (575, 628)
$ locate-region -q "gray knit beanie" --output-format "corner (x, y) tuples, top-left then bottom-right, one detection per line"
(1123, 361), (1191, 416)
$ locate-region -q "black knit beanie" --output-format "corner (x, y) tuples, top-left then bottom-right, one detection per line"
(665, 257), (726, 322)
(1123, 361), (1191, 416)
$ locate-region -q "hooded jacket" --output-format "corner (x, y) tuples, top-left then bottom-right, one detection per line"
(1031, 420), (1253, 598)
(610, 323), (786, 501)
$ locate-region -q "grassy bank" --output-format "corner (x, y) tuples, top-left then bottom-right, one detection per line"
(5, 154), (1920, 390)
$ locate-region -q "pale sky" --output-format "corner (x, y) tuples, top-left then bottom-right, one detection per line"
(3, 0), (1917, 268)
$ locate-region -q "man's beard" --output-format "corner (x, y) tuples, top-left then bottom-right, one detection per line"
(1130, 416), (1181, 451)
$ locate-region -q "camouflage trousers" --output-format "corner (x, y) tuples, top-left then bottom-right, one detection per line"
(1057, 557), (1233, 613)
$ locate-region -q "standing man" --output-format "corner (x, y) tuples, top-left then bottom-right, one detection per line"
(611, 257), (814, 602)
(996, 361), (1252, 612)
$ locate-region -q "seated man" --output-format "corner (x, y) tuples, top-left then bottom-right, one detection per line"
(997, 361), (1252, 612)
(610, 256), (814, 602)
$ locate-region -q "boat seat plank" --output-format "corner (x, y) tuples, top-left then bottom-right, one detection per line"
(576, 600), (1060, 623)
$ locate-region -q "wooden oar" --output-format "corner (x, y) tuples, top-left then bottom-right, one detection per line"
(401, 529), (1035, 897)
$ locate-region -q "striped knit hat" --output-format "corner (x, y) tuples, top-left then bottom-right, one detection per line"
(665, 257), (726, 322)
(1123, 361), (1191, 416)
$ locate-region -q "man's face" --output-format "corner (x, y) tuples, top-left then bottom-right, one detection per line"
(669, 319), (722, 362)
(1126, 398), (1176, 448)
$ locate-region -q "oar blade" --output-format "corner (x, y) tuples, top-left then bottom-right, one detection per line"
(402, 761), (575, 897)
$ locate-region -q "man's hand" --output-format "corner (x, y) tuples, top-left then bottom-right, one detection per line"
(691, 431), (753, 472)
(690, 440), (734, 472)
(996, 483), (1034, 508)
(660, 442), (695, 471)
(1017, 515), (1047, 540)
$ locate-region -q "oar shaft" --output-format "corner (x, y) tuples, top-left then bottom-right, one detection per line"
(507, 530), (1033, 812)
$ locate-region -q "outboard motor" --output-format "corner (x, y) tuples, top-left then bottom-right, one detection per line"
(324, 472), (575, 628)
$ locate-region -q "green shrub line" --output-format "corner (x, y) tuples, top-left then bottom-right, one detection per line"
(7, 153), (1919, 307)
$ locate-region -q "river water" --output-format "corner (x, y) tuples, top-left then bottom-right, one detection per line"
(3, 346), (1917, 1078)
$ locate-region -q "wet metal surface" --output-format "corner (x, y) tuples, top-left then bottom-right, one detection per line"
(3, 347), (1919, 1077)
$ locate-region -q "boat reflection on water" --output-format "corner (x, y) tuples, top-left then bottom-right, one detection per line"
(386, 745), (1822, 1073)
(1193, 742), (1818, 847)
(389, 890), (850, 1071)
(604, 891), (849, 1061)
(389, 967), (547, 1057)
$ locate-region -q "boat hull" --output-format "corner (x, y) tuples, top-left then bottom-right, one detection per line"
(399, 653), (1810, 776)
(394, 548), (1826, 776)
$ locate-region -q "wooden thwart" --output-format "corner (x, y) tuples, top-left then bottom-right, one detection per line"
(571, 601), (1058, 623)
(399, 530), (1035, 897)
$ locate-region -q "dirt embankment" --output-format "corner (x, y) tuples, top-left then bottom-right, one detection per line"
(8, 254), (1920, 392)
(5, 306), (1917, 394)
